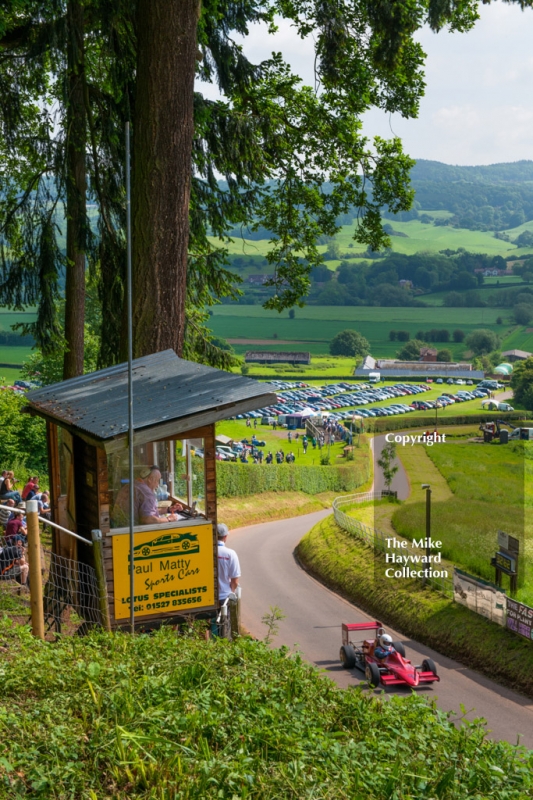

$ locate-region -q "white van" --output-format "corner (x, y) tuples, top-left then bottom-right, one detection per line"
(368, 372), (381, 384)
(509, 427), (533, 441)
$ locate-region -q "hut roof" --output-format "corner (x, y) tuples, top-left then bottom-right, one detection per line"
(26, 350), (276, 451)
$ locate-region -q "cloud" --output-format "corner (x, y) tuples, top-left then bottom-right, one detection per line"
(197, 4), (533, 165)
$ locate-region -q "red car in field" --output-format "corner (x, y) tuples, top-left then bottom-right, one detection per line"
(340, 621), (439, 688)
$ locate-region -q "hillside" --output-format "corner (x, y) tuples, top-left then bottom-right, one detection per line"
(391, 159), (533, 231)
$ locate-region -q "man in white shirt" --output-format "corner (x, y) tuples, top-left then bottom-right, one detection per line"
(217, 523), (240, 601)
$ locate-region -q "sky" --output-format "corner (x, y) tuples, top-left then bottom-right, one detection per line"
(198, 3), (533, 167)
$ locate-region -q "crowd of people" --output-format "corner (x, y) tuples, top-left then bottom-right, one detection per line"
(0, 472), (50, 587)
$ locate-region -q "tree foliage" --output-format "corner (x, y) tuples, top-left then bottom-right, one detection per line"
(514, 303), (533, 325)
(377, 441), (398, 492)
(329, 329), (369, 357)
(0, 0), (495, 366)
(0, 391), (47, 474)
(510, 356), (533, 410)
(396, 339), (423, 361)
(465, 329), (500, 355)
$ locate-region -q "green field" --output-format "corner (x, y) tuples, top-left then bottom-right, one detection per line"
(211, 305), (514, 358)
(213, 213), (533, 264)
(392, 440), (533, 605)
(0, 309), (36, 330)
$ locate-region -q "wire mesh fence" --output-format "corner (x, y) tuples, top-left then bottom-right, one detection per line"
(0, 531), (106, 638)
(332, 492), (454, 597)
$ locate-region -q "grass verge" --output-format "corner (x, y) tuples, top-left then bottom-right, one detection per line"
(297, 515), (533, 698)
(2, 619), (531, 797)
(219, 490), (338, 529)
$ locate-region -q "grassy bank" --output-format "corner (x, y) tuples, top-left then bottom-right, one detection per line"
(219, 490), (338, 529)
(392, 440), (533, 604)
(1, 619), (531, 798)
(297, 516), (533, 698)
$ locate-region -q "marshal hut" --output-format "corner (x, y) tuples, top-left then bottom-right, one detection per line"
(25, 350), (275, 628)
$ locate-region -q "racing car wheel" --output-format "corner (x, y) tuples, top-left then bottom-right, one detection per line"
(365, 662), (381, 688)
(339, 645), (356, 669)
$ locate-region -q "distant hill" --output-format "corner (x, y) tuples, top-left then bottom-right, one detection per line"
(391, 159), (533, 231)
(410, 159), (533, 185)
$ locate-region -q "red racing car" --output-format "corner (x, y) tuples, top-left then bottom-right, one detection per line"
(340, 620), (439, 688)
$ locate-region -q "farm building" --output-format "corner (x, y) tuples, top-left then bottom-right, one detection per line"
(244, 351), (311, 365)
(501, 349), (532, 362)
(419, 347), (438, 362)
(355, 356), (484, 380)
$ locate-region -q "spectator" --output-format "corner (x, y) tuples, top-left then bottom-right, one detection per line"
(0, 470), (7, 491)
(22, 476), (39, 501)
(253, 418), (257, 428)
(5, 510), (27, 546)
(0, 542), (28, 586)
(0, 471), (21, 504)
(0, 500), (14, 529)
(36, 492), (51, 520)
(288, 431), (292, 443)
(216, 523), (240, 602)
(266, 451), (273, 464)
(26, 483), (39, 502)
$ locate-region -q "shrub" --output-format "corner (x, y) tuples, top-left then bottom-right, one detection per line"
(453, 329), (465, 342)
(514, 303), (533, 326)
(3, 621), (532, 798)
(0, 392), (47, 474)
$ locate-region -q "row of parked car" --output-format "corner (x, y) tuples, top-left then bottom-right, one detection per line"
(234, 378), (507, 424)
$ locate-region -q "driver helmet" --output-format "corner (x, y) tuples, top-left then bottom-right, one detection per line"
(380, 634), (393, 648)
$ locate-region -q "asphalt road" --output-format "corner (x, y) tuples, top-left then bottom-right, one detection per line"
(231, 510), (533, 748)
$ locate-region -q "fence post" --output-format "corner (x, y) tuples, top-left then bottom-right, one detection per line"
(229, 596), (240, 639)
(26, 499), (44, 640)
(91, 529), (111, 631)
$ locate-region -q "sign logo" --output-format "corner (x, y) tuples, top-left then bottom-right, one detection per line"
(130, 532), (199, 562)
(112, 523), (215, 620)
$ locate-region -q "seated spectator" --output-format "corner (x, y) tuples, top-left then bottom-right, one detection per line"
(5, 510), (27, 545)
(113, 466), (166, 526)
(22, 476), (39, 501)
(26, 482), (40, 501)
(0, 542), (28, 585)
(0, 470), (7, 491)
(0, 471), (21, 504)
(36, 492), (51, 518)
(0, 499), (14, 529)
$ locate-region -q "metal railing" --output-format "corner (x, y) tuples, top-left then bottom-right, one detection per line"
(332, 491), (454, 597)
(0, 513), (109, 637)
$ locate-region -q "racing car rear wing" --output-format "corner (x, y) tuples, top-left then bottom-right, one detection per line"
(342, 621), (383, 645)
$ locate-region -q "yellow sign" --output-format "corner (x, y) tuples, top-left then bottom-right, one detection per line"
(112, 523), (215, 619)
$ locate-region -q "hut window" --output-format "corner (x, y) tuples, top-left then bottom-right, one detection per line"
(108, 438), (206, 529)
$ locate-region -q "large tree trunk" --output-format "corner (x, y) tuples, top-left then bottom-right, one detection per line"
(128, 0), (200, 359)
(63, 0), (86, 379)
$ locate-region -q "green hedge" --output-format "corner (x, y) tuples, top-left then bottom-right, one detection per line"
(366, 412), (533, 432)
(216, 462), (370, 497)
